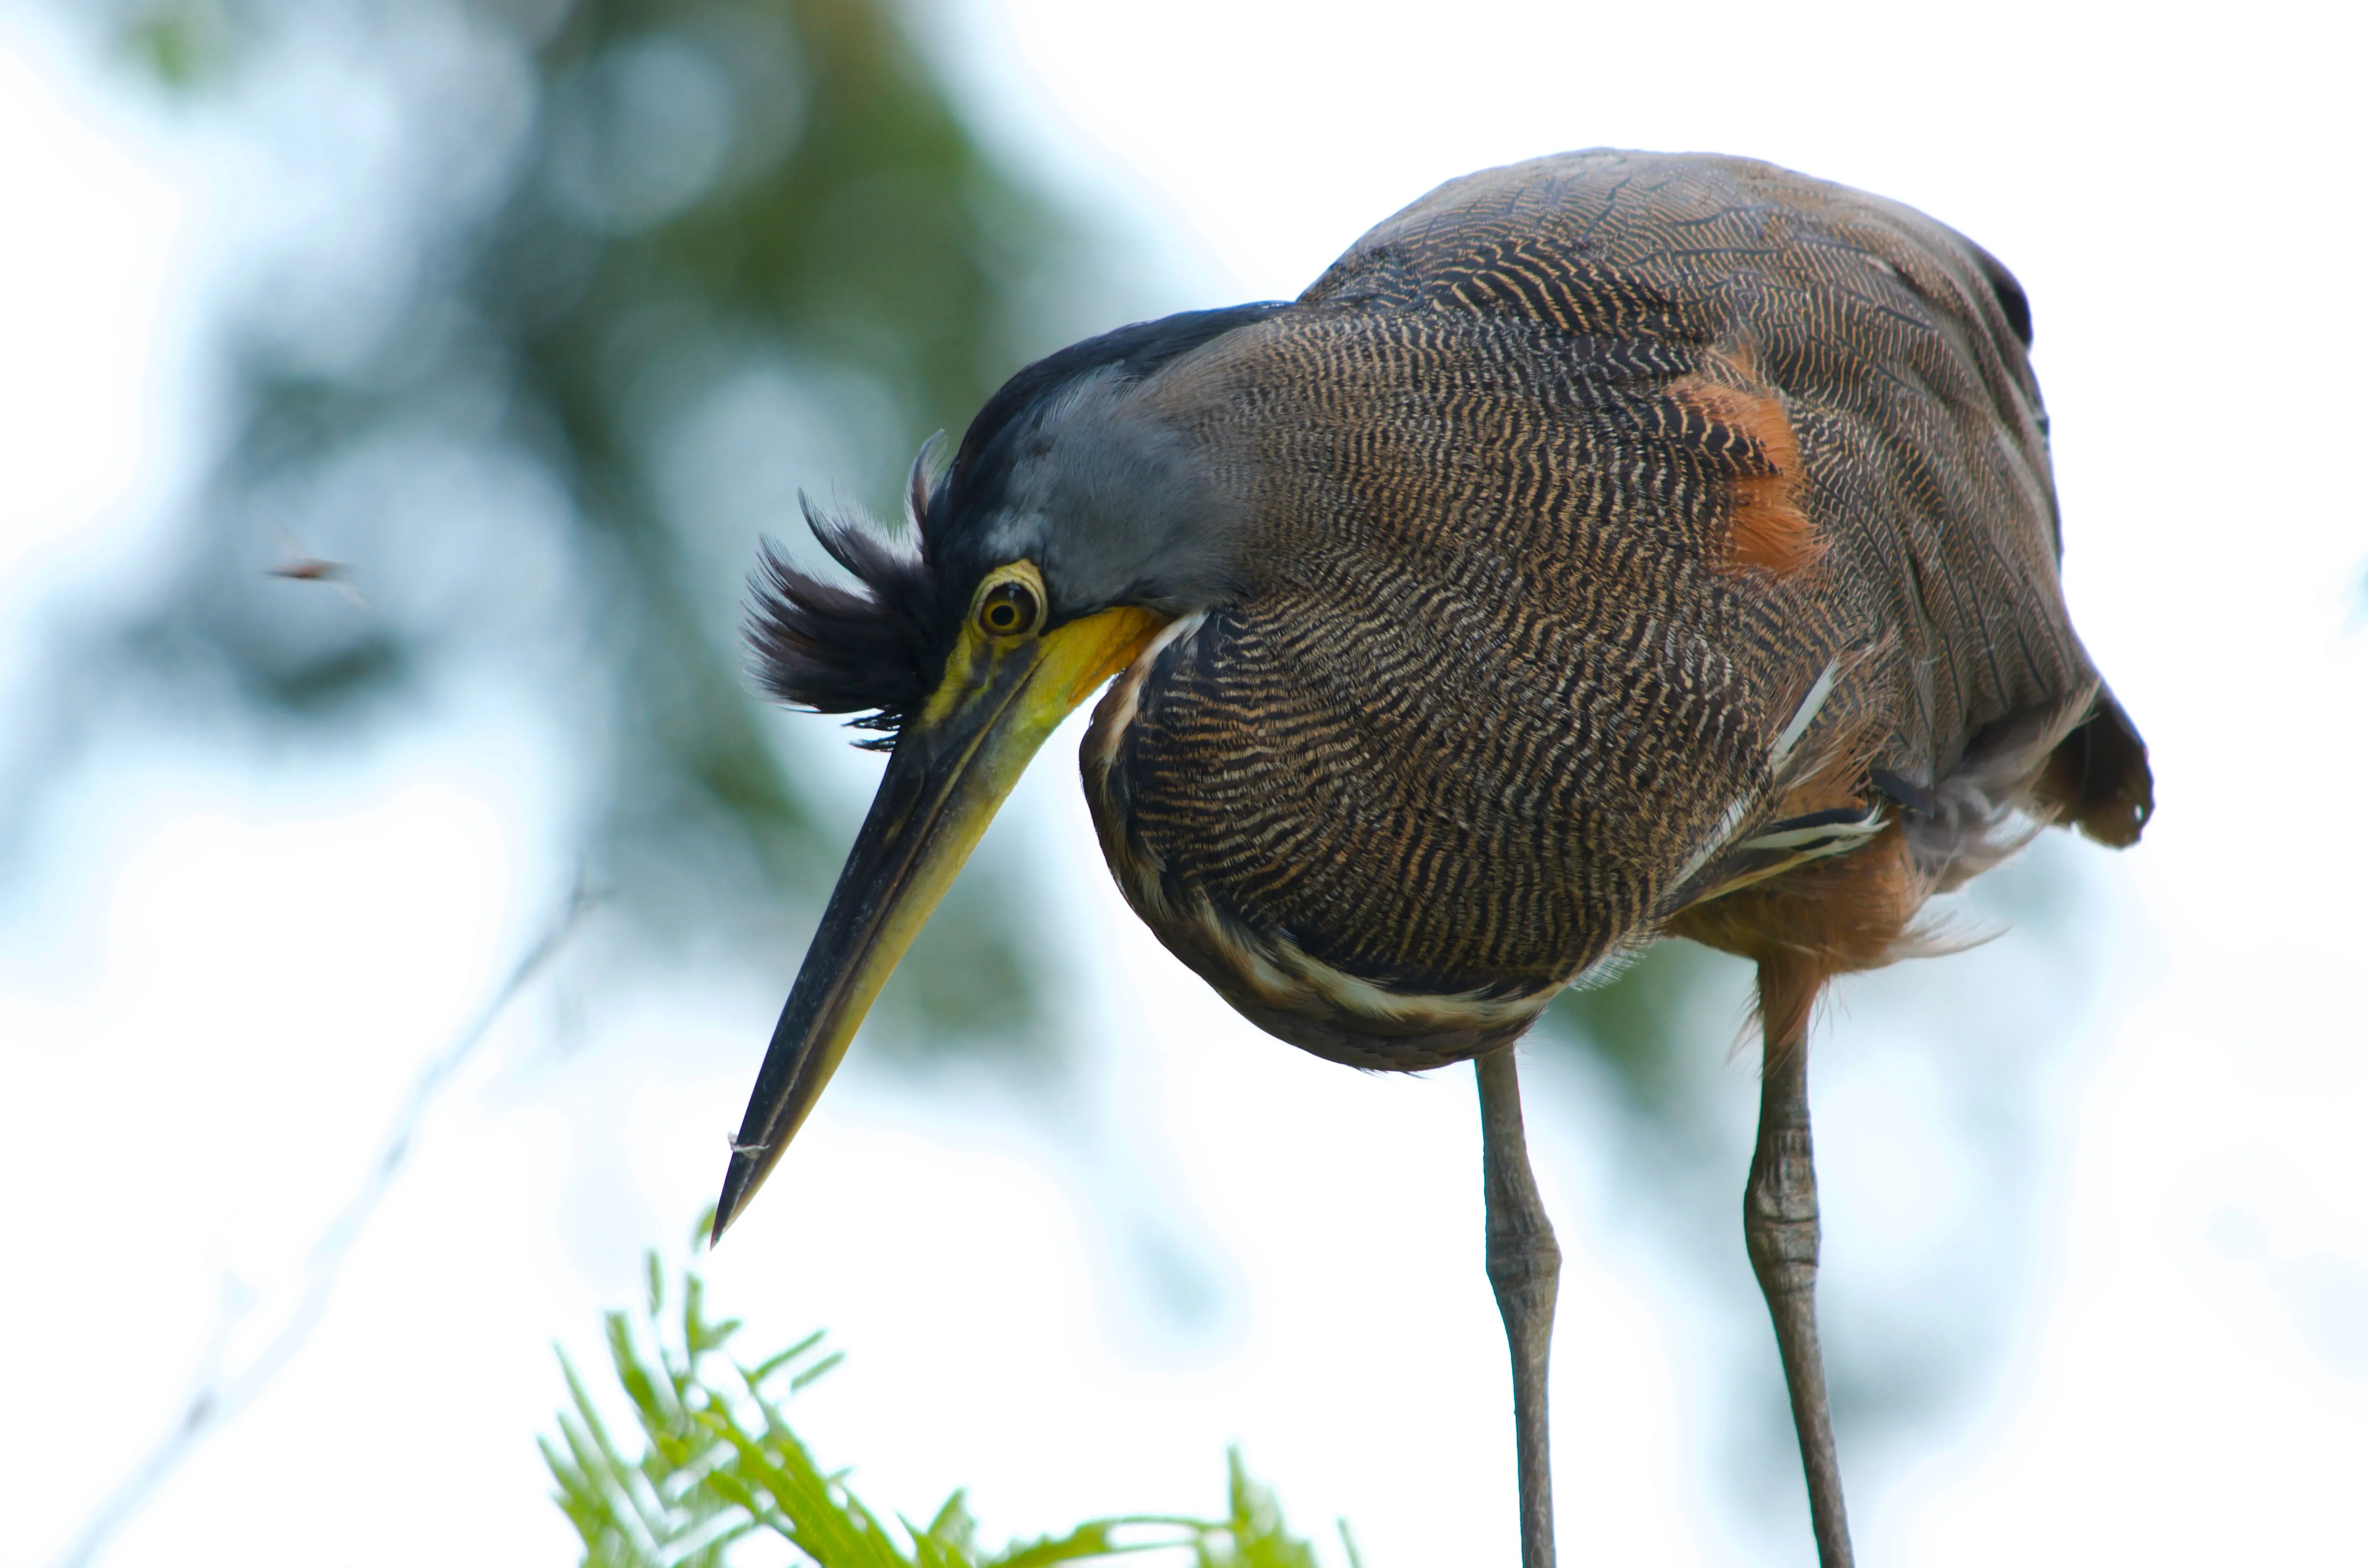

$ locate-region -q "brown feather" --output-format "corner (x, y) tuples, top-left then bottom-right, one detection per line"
(1668, 825), (1927, 981)
(1074, 150), (2150, 1066)
(1669, 356), (1825, 579)
(1751, 950), (1832, 1067)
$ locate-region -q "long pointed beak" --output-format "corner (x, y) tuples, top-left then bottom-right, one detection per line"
(712, 604), (1164, 1243)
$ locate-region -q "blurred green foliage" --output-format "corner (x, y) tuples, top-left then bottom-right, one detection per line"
(547, 1243), (1344, 1568)
(114, 0), (232, 85)
(47, 0), (1122, 1055)
(1542, 943), (1743, 1144)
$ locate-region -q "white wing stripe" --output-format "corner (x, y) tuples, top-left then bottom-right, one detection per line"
(1769, 654), (1841, 774)
(1669, 794), (1752, 890)
(1739, 813), (1887, 854)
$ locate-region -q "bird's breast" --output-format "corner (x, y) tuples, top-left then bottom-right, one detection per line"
(1080, 561), (1764, 1069)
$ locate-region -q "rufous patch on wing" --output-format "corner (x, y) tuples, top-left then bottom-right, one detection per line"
(1669, 356), (1825, 579)
(1666, 821), (1925, 985)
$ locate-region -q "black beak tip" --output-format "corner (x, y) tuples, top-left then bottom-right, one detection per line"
(710, 1156), (758, 1248)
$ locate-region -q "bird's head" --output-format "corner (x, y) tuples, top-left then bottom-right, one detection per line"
(713, 304), (1287, 1240)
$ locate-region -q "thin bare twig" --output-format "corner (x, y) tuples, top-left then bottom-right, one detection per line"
(54, 881), (599, 1568)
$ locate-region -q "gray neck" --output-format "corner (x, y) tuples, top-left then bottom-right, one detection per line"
(975, 367), (1251, 618)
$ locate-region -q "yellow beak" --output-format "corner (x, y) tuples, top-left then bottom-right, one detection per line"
(712, 602), (1164, 1242)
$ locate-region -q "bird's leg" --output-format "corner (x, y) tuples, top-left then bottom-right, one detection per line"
(1477, 1045), (1561, 1568)
(1746, 957), (1853, 1568)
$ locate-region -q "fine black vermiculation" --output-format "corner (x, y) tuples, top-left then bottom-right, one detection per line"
(1086, 151), (2144, 1041)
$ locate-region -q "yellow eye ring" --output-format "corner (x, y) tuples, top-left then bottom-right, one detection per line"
(971, 567), (1046, 639)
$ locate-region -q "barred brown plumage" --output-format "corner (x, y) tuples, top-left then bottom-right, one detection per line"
(723, 149), (2152, 1568)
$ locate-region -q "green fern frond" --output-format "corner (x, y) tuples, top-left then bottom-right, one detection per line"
(542, 1246), (1341, 1568)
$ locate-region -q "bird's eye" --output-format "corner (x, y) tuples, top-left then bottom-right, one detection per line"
(974, 578), (1043, 639)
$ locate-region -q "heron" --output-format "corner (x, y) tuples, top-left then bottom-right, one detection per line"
(709, 150), (2153, 1567)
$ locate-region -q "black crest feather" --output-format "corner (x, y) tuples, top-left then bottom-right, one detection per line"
(746, 307), (1285, 748)
(747, 490), (944, 749)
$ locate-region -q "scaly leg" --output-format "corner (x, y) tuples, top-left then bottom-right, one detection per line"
(1747, 958), (1854, 1567)
(1477, 1045), (1561, 1568)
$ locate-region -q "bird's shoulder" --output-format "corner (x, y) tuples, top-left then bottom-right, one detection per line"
(1298, 149), (2035, 382)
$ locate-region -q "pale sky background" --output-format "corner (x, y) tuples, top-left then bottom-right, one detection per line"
(3, 2), (2366, 1567)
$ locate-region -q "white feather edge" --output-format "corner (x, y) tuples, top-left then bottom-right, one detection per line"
(1664, 651), (1849, 892)
(1767, 652), (1842, 775)
(1737, 813), (1887, 854)
(1668, 794), (1753, 891)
